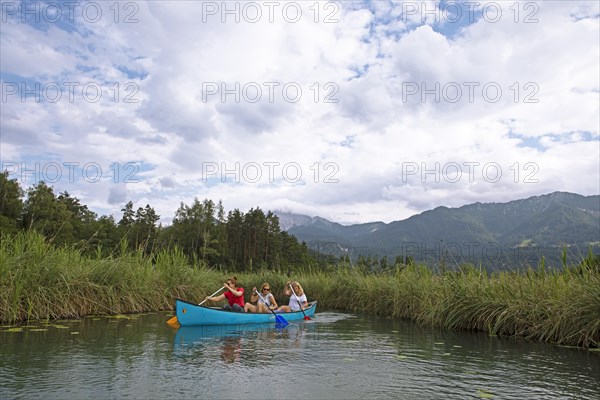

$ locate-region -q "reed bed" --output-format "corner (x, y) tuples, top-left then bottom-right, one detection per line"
(1, 232), (598, 348)
(0, 232), (220, 321)
(294, 265), (600, 348)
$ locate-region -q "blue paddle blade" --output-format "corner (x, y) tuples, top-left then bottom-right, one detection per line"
(275, 314), (288, 325)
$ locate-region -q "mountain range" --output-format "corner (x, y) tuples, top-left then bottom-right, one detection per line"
(275, 192), (600, 268)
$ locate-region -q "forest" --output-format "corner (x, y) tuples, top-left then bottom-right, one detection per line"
(0, 171), (313, 271)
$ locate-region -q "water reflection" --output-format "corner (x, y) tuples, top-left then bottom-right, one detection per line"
(1, 312), (598, 399)
(220, 337), (241, 363)
(174, 323), (286, 345)
(173, 321), (315, 366)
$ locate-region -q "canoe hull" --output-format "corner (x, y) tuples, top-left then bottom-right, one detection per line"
(175, 298), (317, 326)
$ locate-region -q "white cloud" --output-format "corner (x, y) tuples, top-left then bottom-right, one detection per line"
(1, 0), (598, 225)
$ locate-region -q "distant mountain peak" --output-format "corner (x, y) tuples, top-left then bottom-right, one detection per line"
(274, 211), (318, 231)
(275, 192), (600, 268)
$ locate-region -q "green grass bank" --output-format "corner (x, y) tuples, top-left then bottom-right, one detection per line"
(1, 232), (599, 348)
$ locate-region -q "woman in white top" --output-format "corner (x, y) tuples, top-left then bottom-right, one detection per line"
(244, 282), (279, 313)
(276, 281), (308, 313)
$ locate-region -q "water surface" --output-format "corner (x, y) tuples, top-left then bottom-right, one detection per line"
(1, 311), (598, 399)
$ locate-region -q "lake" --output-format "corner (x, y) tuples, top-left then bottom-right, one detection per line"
(1, 311), (598, 399)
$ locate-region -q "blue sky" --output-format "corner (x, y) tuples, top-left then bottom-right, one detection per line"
(1, 0), (599, 224)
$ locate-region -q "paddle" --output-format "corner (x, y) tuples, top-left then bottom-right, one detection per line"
(166, 286), (226, 326)
(290, 284), (310, 320)
(255, 289), (288, 326)
(199, 286), (227, 306)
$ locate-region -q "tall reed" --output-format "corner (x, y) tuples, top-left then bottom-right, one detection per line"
(1, 232), (598, 348)
(0, 231), (218, 321)
(285, 264), (599, 348)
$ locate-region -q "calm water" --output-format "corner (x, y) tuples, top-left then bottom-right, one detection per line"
(0, 311), (598, 399)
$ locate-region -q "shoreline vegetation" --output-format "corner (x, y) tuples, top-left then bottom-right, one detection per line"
(1, 232), (598, 349)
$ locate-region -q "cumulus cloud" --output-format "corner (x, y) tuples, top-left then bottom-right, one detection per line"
(1, 1), (598, 224)
(107, 186), (128, 205)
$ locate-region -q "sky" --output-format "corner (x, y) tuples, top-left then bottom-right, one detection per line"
(1, 0), (599, 225)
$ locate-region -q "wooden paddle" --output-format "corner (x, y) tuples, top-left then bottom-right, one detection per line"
(166, 286), (226, 326)
(255, 289), (288, 326)
(290, 284), (310, 320)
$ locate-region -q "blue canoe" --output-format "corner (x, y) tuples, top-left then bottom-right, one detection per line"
(175, 298), (317, 326)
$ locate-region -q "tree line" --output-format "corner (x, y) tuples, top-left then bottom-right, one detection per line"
(0, 171), (312, 271)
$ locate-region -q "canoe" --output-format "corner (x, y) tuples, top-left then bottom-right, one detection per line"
(175, 298), (317, 326)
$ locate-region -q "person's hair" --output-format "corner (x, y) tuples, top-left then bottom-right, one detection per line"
(228, 275), (238, 287)
(291, 281), (304, 296)
(261, 282), (271, 290)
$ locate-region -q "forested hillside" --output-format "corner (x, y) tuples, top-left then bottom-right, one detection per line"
(0, 172), (310, 271)
(279, 192), (600, 269)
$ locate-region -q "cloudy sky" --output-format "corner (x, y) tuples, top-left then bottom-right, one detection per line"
(1, 0), (599, 225)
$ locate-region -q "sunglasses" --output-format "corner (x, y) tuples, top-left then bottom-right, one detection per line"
(262, 288), (271, 291)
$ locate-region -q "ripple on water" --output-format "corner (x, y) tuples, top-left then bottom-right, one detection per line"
(1, 312), (599, 399)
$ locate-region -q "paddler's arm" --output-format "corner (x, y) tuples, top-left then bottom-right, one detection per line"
(283, 281), (292, 296)
(225, 282), (243, 297)
(206, 293), (225, 302)
(269, 294), (278, 309)
(250, 287), (259, 303)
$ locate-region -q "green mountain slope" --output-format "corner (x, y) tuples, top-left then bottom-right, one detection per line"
(278, 192), (600, 267)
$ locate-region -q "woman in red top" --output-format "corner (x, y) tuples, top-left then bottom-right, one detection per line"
(205, 276), (245, 312)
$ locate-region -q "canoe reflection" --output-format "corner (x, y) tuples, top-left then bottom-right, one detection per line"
(175, 323), (283, 343)
(173, 322), (313, 353)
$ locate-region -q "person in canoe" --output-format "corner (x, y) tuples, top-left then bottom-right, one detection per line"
(276, 281), (308, 313)
(244, 282), (279, 313)
(205, 276), (245, 312)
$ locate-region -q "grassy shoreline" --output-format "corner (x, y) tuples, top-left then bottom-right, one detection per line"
(1, 232), (599, 348)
